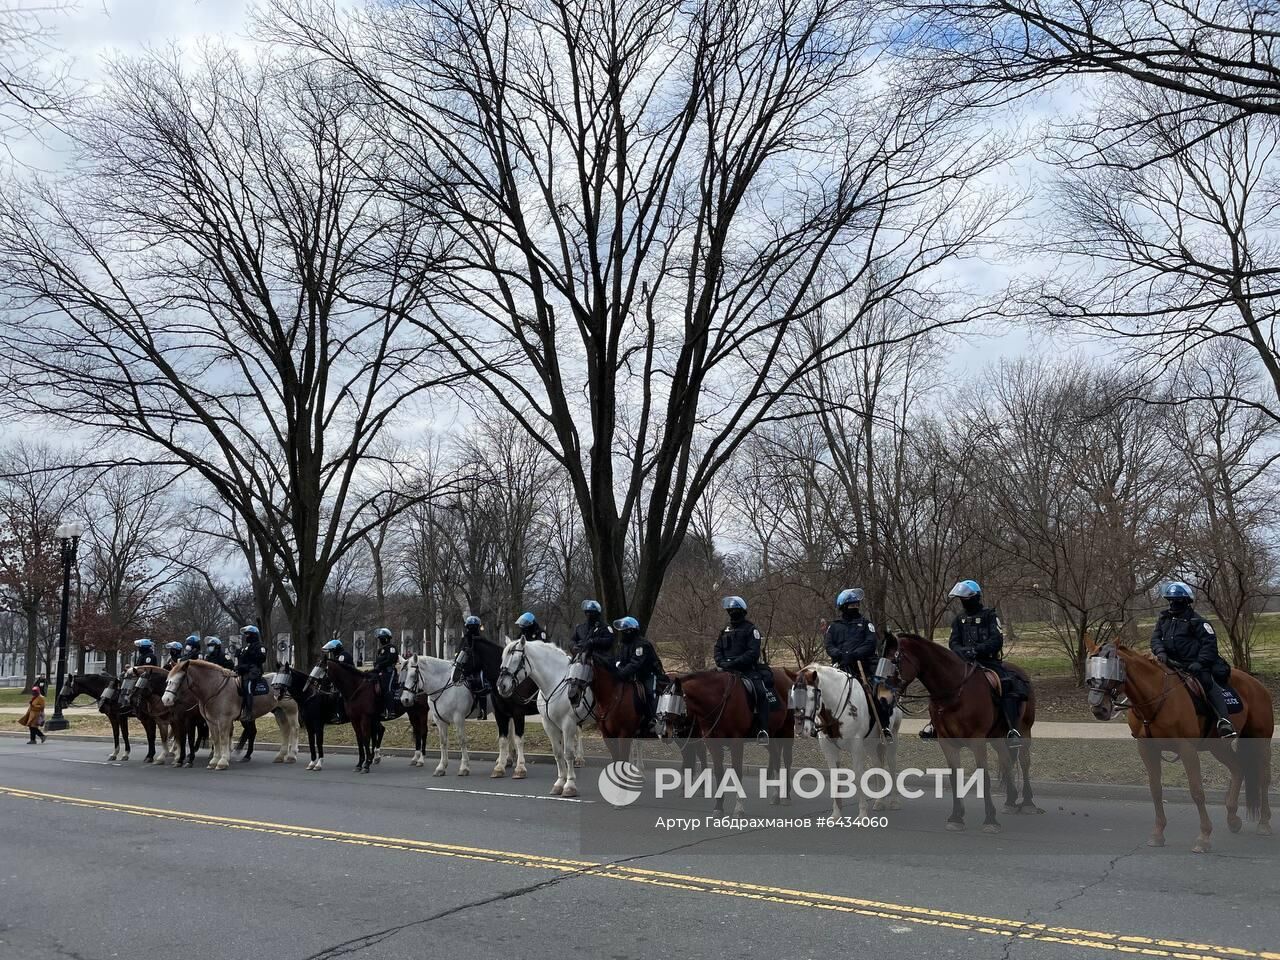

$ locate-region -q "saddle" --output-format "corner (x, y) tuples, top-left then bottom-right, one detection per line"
(737, 671), (780, 710)
(241, 678), (271, 698)
(1175, 669), (1243, 716)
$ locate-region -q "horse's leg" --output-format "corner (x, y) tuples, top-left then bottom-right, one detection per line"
(1137, 738), (1167, 846)
(545, 717), (567, 796)
(306, 717), (318, 770)
(511, 711), (528, 779)
(457, 719), (471, 776)
(1206, 739), (1244, 834)
(977, 743), (999, 833)
(940, 740), (965, 830)
(492, 712), (510, 778)
(729, 740), (746, 816)
(433, 716), (450, 776)
(819, 736), (844, 818)
(710, 742), (727, 813)
(1017, 733), (1042, 814)
(314, 723), (325, 772)
(562, 720), (582, 798)
(573, 725), (585, 767)
(1179, 742), (1213, 853)
(995, 739), (1018, 813)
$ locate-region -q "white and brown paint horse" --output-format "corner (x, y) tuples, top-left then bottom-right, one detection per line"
(162, 659), (298, 770)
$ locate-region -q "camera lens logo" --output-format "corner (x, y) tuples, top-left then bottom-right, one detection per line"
(597, 761), (644, 807)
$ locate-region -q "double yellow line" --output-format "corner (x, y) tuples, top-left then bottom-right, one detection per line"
(1, 785), (1273, 960)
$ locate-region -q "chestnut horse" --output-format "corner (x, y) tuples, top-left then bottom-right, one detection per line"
(318, 658), (391, 773)
(1086, 641), (1273, 852)
(876, 633), (1040, 833)
(123, 665), (175, 764)
(162, 659), (298, 769)
(56, 674), (131, 761)
(131, 664), (209, 768)
(663, 668), (795, 813)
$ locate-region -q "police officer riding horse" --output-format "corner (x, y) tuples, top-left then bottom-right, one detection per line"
(235, 625), (268, 725)
(1151, 582), (1237, 739)
(944, 580), (1027, 745)
(715, 596), (779, 744)
(824, 587), (894, 739)
(453, 615), (492, 719)
(613, 616), (667, 736)
(373, 628), (399, 720)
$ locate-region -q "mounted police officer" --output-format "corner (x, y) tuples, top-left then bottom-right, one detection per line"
(372, 627), (399, 718)
(824, 588), (893, 739)
(1151, 582), (1236, 739)
(714, 596), (776, 743)
(235, 625), (268, 724)
(180, 633), (203, 661)
(163, 641), (184, 668)
(613, 617), (665, 736)
(133, 638), (159, 668)
(321, 637), (358, 666)
(946, 580), (1024, 744)
(516, 611), (550, 644)
(203, 636), (232, 669)
(571, 600), (614, 660)
(454, 615), (490, 719)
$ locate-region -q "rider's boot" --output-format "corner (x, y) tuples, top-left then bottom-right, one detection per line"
(1207, 685), (1238, 738)
(477, 689), (488, 721)
(876, 699), (894, 741)
(755, 696), (770, 745)
(1003, 697), (1022, 747)
(239, 689), (253, 726)
(919, 721), (936, 741)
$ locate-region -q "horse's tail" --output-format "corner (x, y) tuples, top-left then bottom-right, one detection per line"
(1241, 735), (1269, 821)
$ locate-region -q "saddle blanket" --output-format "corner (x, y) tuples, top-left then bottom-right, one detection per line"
(247, 678), (271, 697)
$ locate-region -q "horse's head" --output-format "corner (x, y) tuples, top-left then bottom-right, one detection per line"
(161, 660), (189, 707)
(130, 668), (156, 707)
(565, 655), (593, 708)
(789, 667), (822, 738)
(497, 639), (528, 699)
(55, 675), (79, 711)
(399, 657), (421, 708)
(1084, 642), (1127, 721)
(872, 631), (911, 714)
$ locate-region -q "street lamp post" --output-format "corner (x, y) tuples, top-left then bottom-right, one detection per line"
(47, 520), (85, 732)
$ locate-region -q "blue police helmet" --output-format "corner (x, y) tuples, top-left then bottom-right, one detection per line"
(721, 596), (747, 612)
(166, 641), (183, 652)
(948, 580), (982, 600)
(375, 627), (393, 642)
(240, 624), (260, 638)
(464, 615), (481, 627)
(185, 633), (200, 645)
(836, 588), (865, 608)
(1161, 581), (1195, 601)
(205, 636), (222, 647)
(322, 638), (343, 652)
(135, 638), (154, 648)
(613, 616), (640, 632)
(581, 599), (602, 614)
(516, 612), (537, 629)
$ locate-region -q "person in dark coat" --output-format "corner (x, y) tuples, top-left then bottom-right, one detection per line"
(824, 588), (892, 738)
(1151, 581), (1236, 738)
(515, 611), (550, 645)
(714, 595), (776, 743)
(235, 625), (268, 724)
(454, 616), (490, 719)
(204, 637), (232, 669)
(945, 579), (1025, 744)
(372, 627), (399, 717)
(180, 633), (203, 661)
(571, 600), (615, 659)
(613, 617), (666, 734)
(18, 685), (46, 744)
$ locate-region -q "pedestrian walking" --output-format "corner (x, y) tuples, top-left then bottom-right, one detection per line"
(18, 685), (47, 744)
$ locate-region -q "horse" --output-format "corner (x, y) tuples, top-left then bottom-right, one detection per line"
(56, 673), (131, 761)
(659, 667), (796, 813)
(132, 664), (209, 768)
(875, 632), (1040, 834)
(161, 659), (298, 770)
(1086, 641), (1274, 852)
(498, 638), (593, 797)
(271, 665), (349, 772)
(471, 636), (542, 779)
(398, 655), (485, 775)
(791, 663), (904, 818)
(122, 665), (176, 764)
(317, 658), (391, 774)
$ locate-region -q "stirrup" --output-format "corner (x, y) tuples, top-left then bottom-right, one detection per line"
(755, 729), (770, 745)
(1006, 728), (1023, 744)
(919, 723), (936, 741)
(1216, 719), (1238, 739)
(880, 726), (893, 742)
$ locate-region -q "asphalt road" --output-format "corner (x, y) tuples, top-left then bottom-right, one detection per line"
(0, 735), (1276, 960)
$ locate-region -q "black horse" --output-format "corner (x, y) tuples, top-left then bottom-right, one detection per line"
(57, 674), (131, 761)
(472, 637), (540, 778)
(271, 665), (351, 771)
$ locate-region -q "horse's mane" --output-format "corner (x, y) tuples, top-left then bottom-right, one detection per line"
(328, 657), (374, 679)
(184, 658), (235, 678)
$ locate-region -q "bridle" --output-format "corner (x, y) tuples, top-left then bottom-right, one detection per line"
(497, 639), (530, 698)
(400, 657), (457, 706)
(792, 669), (864, 739)
(880, 645), (973, 713)
(1086, 644), (1175, 737)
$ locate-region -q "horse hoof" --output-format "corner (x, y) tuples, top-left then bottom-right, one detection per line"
(563, 784), (579, 798)
(551, 783), (565, 796)
(458, 768), (470, 777)
(573, 757), (584, 768)
(1002, 804), (1019, 813)
(1258, 823), (1273, 837)
(946, 821), (965, 832)
(512, 768), (527, 780)
(433, 768), (446, 777)
(272, 756), (283, 764)
(983, 823), (1001, 835)
(491, 768), (505, 779)
(305, 761), (315, 770)
(285, 756), (296, 764)
(1021, 803), (1045, 815)
(1148, 836), (1165, 847)
(374, 756), (382, 765)
(120, 755), (129, 762)
(1228, 815), (1243, 834)
(1192, 842), (1210, 854)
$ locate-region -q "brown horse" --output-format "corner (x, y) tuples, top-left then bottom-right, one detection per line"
(162, 659), (298, 769)
(129, 664), (209, 767)
(319, 658), (390, 773)
(876, 633), (1040, 833)
(56, 674), (131, 761)
(1086, 641), (1273, 852)
(122, 665), (174, 764)
(663, 668), (794, 813)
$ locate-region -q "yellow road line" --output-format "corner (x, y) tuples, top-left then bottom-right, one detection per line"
(1, 785), (1273, 960)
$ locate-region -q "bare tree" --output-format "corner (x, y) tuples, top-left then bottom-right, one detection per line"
(267, 0), (1009, 628)
(0, 1), (74, 141)
(0, 48), (462, 667)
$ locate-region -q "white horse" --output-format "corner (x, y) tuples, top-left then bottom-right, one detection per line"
(497, 638), (591, 797)
(398, 655), (483, 776)
(792, 664), (903, 818)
